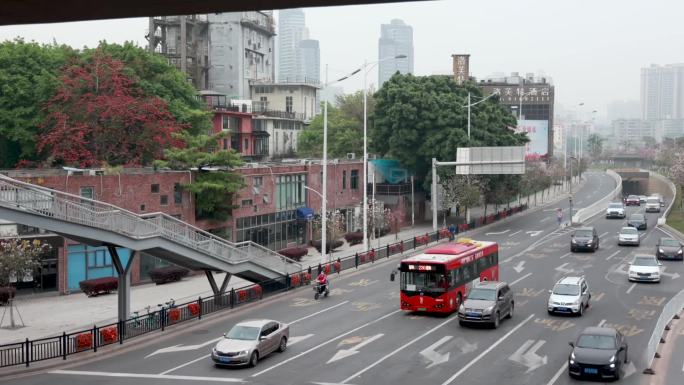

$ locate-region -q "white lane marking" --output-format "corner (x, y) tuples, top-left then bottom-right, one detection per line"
(289, 301), (350, 324)
(440, 314), (535, 385)
(509, 230), (522, 237)
(251, 310), (402, 377)
(160, 354), (211, 375)
(555, 263), (574, 274)
(599, 231), (609, 238)
(559, 252), (572, 259)
(682, 358), (684, 372)
(327, 333), (384, 364)
(606, 250), (621, 261)
(626, 283), (637, 294)
(540, 217), (551, 223)
(510, 272), (532, 286)
(51, 370), (244, 383)
(287, 334), (315, 346)
(598, 319), (606, 327)
(486, 229), (510, 236)
(508, 339), (547, 373)
(342, 315), (458, 383)
(147, 338), (222, 357)
(526, 230), (543, 237)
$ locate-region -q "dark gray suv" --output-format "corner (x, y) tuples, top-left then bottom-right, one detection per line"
(571, 227), (599, 252)
(458, 281), (514, 329)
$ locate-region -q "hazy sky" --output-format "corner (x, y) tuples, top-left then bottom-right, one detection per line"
(2, 0), (683, 118)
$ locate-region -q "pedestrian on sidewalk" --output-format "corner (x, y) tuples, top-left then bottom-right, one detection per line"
(448, 223), (456, 241)
(555, 207), (563, 226)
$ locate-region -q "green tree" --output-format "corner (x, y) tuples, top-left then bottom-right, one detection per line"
(586, 133), (604, 159)
(371, 74), (527, 189)
(155, 132), (245, 222)
(0, 39), (75, 167)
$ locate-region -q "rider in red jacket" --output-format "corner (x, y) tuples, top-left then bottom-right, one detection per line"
(317, 271), (328, 286)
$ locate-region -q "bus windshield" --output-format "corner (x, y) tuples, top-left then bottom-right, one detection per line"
(401, 271), (449, 292)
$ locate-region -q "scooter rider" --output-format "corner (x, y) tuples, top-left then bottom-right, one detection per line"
(316, 271), (328, 294)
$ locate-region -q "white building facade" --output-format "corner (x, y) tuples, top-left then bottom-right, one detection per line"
(378, 19), (414, 87)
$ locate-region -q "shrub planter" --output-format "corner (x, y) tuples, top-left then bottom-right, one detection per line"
(79, 277), (118, 297)
(188, 303), (200, 316)
(148, 266), (189, 285)
(344, 231), (363, 245)
(311, 239), (344, 253)
(168, 308), (181, 323)
(278, 247), (308, 261)
(100, 326), (118, 344)
(76, 332), (92, 351)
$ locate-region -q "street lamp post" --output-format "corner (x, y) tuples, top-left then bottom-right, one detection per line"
(362, 54), (407, 252)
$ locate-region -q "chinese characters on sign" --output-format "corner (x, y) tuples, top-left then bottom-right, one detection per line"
(452, 54), (470, 85)
(486, 86), (553, 103)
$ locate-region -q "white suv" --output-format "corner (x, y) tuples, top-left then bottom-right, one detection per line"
(547, 276), (591, 316)
(645, 197), (661, 213)
(605, 202), (625, 219)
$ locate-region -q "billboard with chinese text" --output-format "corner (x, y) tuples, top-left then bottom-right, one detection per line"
(516, 120), (549, 159)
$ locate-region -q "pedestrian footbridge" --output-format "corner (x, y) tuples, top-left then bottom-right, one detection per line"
(0, 174), (301, 319)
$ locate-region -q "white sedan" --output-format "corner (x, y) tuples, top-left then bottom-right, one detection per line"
(628, 255), (661, 283)
(617, 227), (640, 246)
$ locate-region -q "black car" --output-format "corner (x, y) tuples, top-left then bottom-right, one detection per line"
(627, 213), (647, 230)
(571, 227), (599, 252)
(568, 327), (628, 380)
(656, 237), (684, 261)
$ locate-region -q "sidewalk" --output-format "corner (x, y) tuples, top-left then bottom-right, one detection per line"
(0, 273), (249, 344)
(0, 176), (580, 345)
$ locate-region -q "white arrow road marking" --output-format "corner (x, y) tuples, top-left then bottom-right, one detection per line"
(508, 340), (548, 373)
(555, 263), (574, 274)
(146, 337), (223, 358)
(486, 229), (510, 236)
(509, 230), (522, 237)
(288, 334), (315, 346)
(327, 334), (383, 364)
(453, 336), (478, 354)
(513, 261), (526, 274)
(420, 336), (452, 368)
(661, 266), (681, 280)
(526, 230), (543, 237)
(441, 314), (535, 385)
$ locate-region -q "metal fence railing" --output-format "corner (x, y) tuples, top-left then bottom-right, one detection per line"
(643, 289), (684, 374)
(0, 198), (531, 369)
(0, 174), (301, 276)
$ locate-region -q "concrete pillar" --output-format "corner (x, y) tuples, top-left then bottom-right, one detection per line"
(180, 15), (187, 74)
(205, 270), (232, 295)
(108, 245), (135, 322)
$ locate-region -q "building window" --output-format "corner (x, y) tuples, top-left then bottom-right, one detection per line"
(286, 96), (293, 113)
(140, 204), (146, 211)
(174, 183), (182, 204)
(244, 138), (249, 150)
(222, 116), (229, 130)
(80, 186), (94, 199)
(342, 170), (347, 189)
(160, 195), (168, 206)
(276, 174), (306, 211)
(351, 169), (359, 190)
(254, 176), (263, 187)
(242, 199), (253, 207)
(151, 184), (160, 193)
(87, 249), (112, 268)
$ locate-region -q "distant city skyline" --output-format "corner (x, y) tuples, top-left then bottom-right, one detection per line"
(378, 19), (413, 86)
(3, 0), (684, 115)
(277, 8), (320, 84)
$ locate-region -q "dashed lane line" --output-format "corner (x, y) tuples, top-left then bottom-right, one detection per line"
(440, 314), (535, 385)
(509, 230), (522, 237)
(251, 309), (402, 377)
(626, 283), (637, 294)
(559, 252), (572, 259)
(509, 273), (532, 286)
(606, 250), (621, 261)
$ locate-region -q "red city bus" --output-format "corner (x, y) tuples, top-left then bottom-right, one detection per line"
(396, 239), (499, 313)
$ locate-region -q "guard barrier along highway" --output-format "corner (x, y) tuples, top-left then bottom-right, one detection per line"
(571, 169), (622, 224)
(649, 171), (677, 225)
(642, 288), (684, 374)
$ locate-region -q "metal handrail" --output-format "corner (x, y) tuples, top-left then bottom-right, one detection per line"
(0, 174), (301, 274)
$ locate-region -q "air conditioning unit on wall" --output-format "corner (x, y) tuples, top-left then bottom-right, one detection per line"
(346, 153), (356, 160)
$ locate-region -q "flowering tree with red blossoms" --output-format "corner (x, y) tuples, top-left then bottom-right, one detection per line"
(37, 52), (184, 167)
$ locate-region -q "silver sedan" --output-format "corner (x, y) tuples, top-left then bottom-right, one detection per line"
(211, 319), (290, 367)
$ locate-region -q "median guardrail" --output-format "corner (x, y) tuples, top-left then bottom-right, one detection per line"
(642, 288), (684, 374)
(649, 171), (677, 226)
(571, 170), (622, 224)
